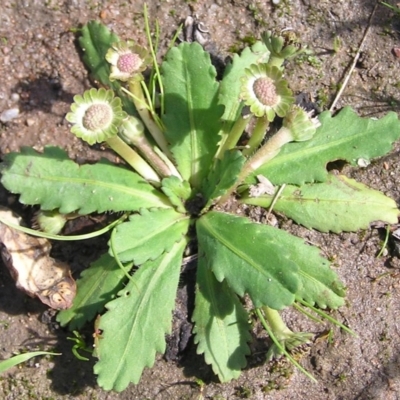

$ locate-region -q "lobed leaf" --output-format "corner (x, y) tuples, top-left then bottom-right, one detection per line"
(57, 253), (128, 329)
(242, 174), (399, 232)
(111, 208), (190, 264)
(201, 150), (246, 208)
(94, 239), (186, 391)
(161, 42), (224, 188)
(161, 176), (192, 214)
(79, 21), (117, 88)
(192, 259), (251, 382)
(249, 107), (400, 185)
(296, 257), (346, 309)
(0, 147), (171, 214)
(196, 211), (300, 309)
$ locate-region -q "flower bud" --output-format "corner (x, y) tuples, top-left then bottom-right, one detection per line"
(262, 30), (305, 63)
(119, 116), (146, 145)
(282, 105), (320, 142)
(33, 210), (68, 235)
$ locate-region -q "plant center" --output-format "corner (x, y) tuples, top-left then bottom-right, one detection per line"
(117, 52), (142, 74)
(253, 77), (277, 106)
(83, 104), (112, 131)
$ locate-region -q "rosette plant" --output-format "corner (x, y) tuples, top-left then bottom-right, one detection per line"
(1, 16), (400, 392)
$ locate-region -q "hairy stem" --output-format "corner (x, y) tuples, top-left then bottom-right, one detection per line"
(128, 79), (172, 159)
(267, 56), (285, 69)
(218, 126), (293, 203)
(261, 306), (293, 338)
(120, 128), (173, 178)
(240, 126), (293, 178)
(242, 115), (270, 156)
(106, 135), (160, 183)
(216, 114), (251, 159)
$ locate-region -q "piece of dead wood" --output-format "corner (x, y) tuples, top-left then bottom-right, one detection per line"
(0, 207), (76, 310)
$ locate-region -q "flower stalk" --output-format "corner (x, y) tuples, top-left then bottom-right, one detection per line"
(218, 126), (292, 203)
(126, 79), (171, 159)
(106, 40), (172, 159)
(106, 135), (160, 183)
(242, 115), (270, 156)
(216, 111), (252, 159)
(262, 306), (293, 339)
(66, 88), (161, 183)
(241, 125), (294, 176)
(119, 116), (176, 179)
(262, 30), (305, 69)
(258, 307), (314, 370)
(219, 105), (320, 203)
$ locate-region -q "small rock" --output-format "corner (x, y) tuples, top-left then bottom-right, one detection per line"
(10, 93), (20, 102)
(26, 118), (35, 126)
(0, 108), (19, 123)
(357, 158), (370, 167)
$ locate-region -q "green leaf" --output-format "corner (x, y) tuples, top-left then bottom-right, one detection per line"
(196, 211), (300, 309)
(296, 256), (345, 309)
(111, 208), (190, 264)
(219, 41), (270, 124)
(249, 107), (400, 185)
(79, 21), (117, 88)
(161, 176), (191, 213)
(94, 239), (186, 391)
(79, 21), (136, 115)
(192, 259), (251, 382)
(161, 42), (223, 188)
(201, 150), (246, 207)
(0, 352), (61, 373)
(57, 253), (128, 329)
(0, 147), (171, 214)
(242, 174), (399, 232)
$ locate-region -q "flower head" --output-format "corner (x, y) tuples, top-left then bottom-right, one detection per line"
(106, 40), (152, 82)
(119, 116), (145, 145)
(262, 30), (305, 64)
(240, 64), (293, 121)
(282, 105), (321, 141)
(33, 209), (68, 235)
(66, 88), (126, 145)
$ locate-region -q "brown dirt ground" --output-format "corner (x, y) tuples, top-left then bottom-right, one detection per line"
(0, 0), (400, 399)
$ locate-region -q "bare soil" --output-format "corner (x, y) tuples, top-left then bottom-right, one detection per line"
(0, 0), (400, 399)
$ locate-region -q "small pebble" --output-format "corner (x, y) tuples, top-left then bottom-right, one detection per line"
(26, 118), (35, 126)
(0, 108), (19, 123)
(10, 93), (20, 102)
(357, 158), (370, 167)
